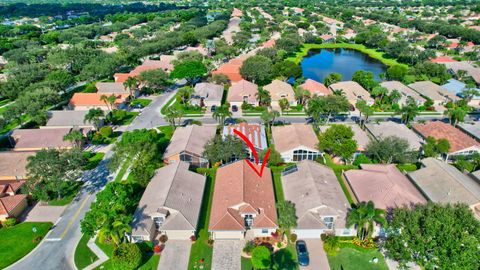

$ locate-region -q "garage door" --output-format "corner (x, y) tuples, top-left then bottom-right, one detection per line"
(212, 231), (244, 240)
(293, 229), (323, 239)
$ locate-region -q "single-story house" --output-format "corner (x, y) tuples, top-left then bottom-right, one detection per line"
(442, 61), (480, 85)
(211, 56), (246, 82)
(9, 128), (78, 151)
(130, 161), (206, 242)
(191, 82), (224, 108)
(344, 164), (426, 210)
(318, 124), (370, 152)
(299, 79), (332, 96)
(407, 158), (480, 219)
(408, 81), (460, 106)
(329, 81), (374, 106)
(380, 81), (426, 106)
(442, 79), (480, 107)
(44, 110), (95, 129)
(271, 124), (321, 162)
(223, 123), (267, 159)
(68, 93), (128, 111)
(96, 82), (128, 94)
(263, 80), (297, 108)
(0, 181), (28, 221)
(163, 125), (217, 168)
(0, 151), (35, 181)
(113, 73), (132, 83)
(129, 59), (173, 75)
(226, 79), (258, 107)
(209, 160), (278, 239)
(282, 160), (354, 238)
(365, 121), (423, 150)
(458, 122), (480, 141)
(413, 121), (480, 158)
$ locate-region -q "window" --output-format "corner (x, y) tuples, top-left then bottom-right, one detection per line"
(153, 217), (165, 229)
(132, 236), (143, 243)
(293, 149), (320, 161)
(323, 217), (334, 229)
(245, 214), (253, 228)
(262, 228), (268, 234)
(180, 153), (193, 162)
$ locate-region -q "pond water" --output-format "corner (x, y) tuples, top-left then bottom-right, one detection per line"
(300, 48), (387, 83)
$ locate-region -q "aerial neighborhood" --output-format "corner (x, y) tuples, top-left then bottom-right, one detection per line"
(0, 1), (479, 270)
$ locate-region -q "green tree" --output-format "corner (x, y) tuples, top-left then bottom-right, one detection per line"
(323, 72), (342, 87)
(177, 86), (193, 105)
(278, 98), (290, 112)
(276, 33), (303, 52)
(256, 87), (272, 107)
(45, 70), (75, 92)
(164, 107), (185, 130)
(170, 61), (207, 84)
(251, 246), (271, 270)
(100, 94), (117, 112)
(423, 136), (451, 158)
(346, 201), (386, 240)
(461, 85), (480, 102)
(396, 97), (419, 124)
(111, 243), (142, 270)
(84, 108), (104, 130)
(260, 146), (283, 166)
(366, 135), (417, 163)
(212, 105), (232, 125)
(352, 70), (378, 91)
(138, 69), (170, 92)
(294, 87), (311, 106)
(260, 110), (280, 130)
(355, 100), (374, 127)
(385, 203), (480, 270)
(371, 86), (388, 104)
(306, 95), (350, 127)
(318, 124), (358, 162)
(123, 76), (138, 97)
(25, 149), (86, 201)
(63, 130), (84, 148)
(203, 135), (246, 164)
(98, 219), (131, 247)
(445, 101), (470, 126)
(240, 55), (273, 85)
(272, 60), (302, 80)
(386, 65), (408, 81)
(276, 201), (297, 231)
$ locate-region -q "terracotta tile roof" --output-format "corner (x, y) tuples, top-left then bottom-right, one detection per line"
(0, 194), (27, 216)
(69, 93), (128, 107)
(0, 181), (25, 194)
(227, 79), (258, 103)
(130, 59), (173, 75)
(209, 160), (277, 231)
(0, 152), (34, 179)
(261, 39), (276, 48)
(299, 79), (332, 96)
(430, 56), (457, 63)
(232, 8), (243, 17)
(272, 124), (319, 153)
(223, 123), (267, 151)
(113, 73), (132, 83)
(212, 57), (246, 82)
(10, 128), (74, 150)
(344, 164), (426, 209)
(413, 121), (480, 153)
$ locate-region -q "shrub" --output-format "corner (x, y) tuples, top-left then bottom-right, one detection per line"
(2, 218), (16, 228)
(153, 245), (162, 253)
(111, 243), (142, 270)
(251, 246), (271, 269)
(290, 233), (297, 243)
(207, 239), (214, 246)
(323, 235), (340, 256)
(190, 235), (197, 242)
(243, 240), (255, 254)
(99, 126), (113, 138)
(353, 154), (372, 166)
(159, 234), (168, 243)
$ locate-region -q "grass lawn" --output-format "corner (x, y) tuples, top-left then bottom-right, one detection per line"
(0, 98), (11, 107)
(83, 152), (106, 170)
(327, 247), (389, 270)
(130, 98), (152, 107)
(48, 181), (83, 206)
(397, 163), (418, 172)
(74, 234), (98, 269)
(160, 94), (177, 115)
(287, 43), (407, 68)
(188, 168), (217, 270)
(112, 111), (139, 125)
(0, 222), (53, 269)
(241, 257), (253, 270)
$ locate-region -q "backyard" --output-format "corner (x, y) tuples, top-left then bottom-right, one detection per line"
(0, 222), (53, 269)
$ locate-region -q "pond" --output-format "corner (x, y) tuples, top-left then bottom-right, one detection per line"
(300, 48), (387, 83)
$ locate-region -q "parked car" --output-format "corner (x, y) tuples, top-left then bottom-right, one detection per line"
(211, 105), (217, 112)
(131, 103), (144, 109)
(232, 105), (238, 112)
(296, 240), (310, 266)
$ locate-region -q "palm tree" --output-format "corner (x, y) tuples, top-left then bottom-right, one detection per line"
(63, 130), (84, 148)
(123, 76), (138, 97)
(212, 105), (232, 125)
(84, 108), (104, 130)
(98, 220), (131, 247)
(332, 88), (345, 96)
(396, 97), (419, 124)
(261, 110), (280, 130)
(445, 106), (467, 126)
(371, 86), (388, 104)
(256, 88), (271, 107)
(177, 86), (193, 105)
(100, 94), (117, 112)
(279, 98), (290, 113)
(164, 107), (185, 129)
(346, 201), (386, 241)
(461, 85), (480, 102)
(294, 87), (311, 106)
(388, 89), (402, 105)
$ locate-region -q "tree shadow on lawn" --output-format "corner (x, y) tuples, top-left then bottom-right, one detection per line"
(272, 248), (297, 270)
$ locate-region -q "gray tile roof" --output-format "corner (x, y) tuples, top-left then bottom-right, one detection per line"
(193, 83), (224, 101)
(365, 121), (423, 150)
(45, 110), (93, 128)
(380, 81), (426, 104)
(163, 125), (217, 159)
(408, 81), (459, 102)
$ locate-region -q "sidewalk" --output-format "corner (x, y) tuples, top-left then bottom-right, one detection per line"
(83, 236), (109, 270)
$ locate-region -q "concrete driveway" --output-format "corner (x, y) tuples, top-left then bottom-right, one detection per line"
(212, 240), (243, 270)
(158, 240), (192, 270)
(301, 239), (330, 270)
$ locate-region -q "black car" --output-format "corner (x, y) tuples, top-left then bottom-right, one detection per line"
(211, 105), (217, 112)
(296, 240), (310, 266)
(232, 105), (238, 112)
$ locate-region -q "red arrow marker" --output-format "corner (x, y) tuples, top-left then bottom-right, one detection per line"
(233, 129), (270, 177)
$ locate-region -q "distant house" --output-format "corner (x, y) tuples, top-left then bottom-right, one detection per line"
(365, 121), (424, 150)
(407, 158), (480, 219)
(408, 81), (460, 106)
(130, 161), (206, 242)
(68, 93), (128, 111)
(209, 160), (277, 239)
(163, 125), (216, 168)
(0, 151), (34, 181)
(113, 73), (132, 83)
(9, 128), (80, 151)
(44, 110), (95, 129)
(442, 79), (480, 107)
(442, 61), (480, 85)
(380, 81), (426, 106)
(227, 79), (258, 107)
(232, 8), (243, 17)
(223, 123), (267, 159)
(413, 121), (480, 158)
(212, 56), (246, 82)
(263, 80), (297, 108)
(0, 181), (27, 221)
(191, 83), (224, 108)
(344, 164), (426, 210)
(299, 79), (332, 97)
(129, 59), (173, 75)
(96, 82), (134, 96)
(282, 160), (354, 238)
(329, 81), (374, 106)
(271, 124), (321, 162)
(319, 34), (335, 43)
(318, 124), (370, 152)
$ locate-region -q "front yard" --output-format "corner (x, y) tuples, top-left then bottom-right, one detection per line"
(93, 239), (160, 270)
(74, 234), (98, 269)
(0, 222), (53, 269)
(327, 247), (389, 270)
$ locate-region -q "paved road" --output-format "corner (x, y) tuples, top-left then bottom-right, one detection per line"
(8, 154), (114, 270)
(127, 92), (176, 130)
